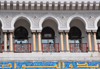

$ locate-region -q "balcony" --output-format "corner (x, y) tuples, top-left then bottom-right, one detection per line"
(14, 43), (31, 53)
(42, 43), (59, 52)
(98, 43), (100, 52)
(0, 43), (3, 53)
(70, 43), (87, 52)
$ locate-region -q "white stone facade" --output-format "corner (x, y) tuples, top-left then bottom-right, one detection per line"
(0, 0), (100, 61)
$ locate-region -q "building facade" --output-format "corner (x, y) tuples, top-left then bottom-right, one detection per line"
(0, 0), (100, 69)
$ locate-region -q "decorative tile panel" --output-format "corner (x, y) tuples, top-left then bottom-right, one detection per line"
(0, 61), (100, 69)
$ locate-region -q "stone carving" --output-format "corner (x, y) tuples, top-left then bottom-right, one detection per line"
(0, 11), (99, 31)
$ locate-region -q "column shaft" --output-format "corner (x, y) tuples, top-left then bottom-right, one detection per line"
(93, 32), (98, 51)
(88, 32), (92, 52)
(65, 32), (69, 52)
(60, 32), (64, 52)
(9, 33), (13, 52)
(38, 32), (41, 52)
(4, 33), (7, 52)
(33, 33), (36, 52)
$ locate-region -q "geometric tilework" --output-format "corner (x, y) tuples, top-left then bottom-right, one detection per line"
(0, 61), (100, 69)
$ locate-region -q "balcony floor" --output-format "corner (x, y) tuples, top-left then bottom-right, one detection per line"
(0, 52), (100, 61)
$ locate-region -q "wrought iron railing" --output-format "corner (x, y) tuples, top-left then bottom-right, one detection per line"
(98, 43), (100, 52)
(42, 43), (59, 52)
(70, 43), (87, 52)
(14, 43), (31, 53)
(0, 43), (3, 53)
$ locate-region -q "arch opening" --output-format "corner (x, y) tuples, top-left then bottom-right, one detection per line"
(13, 18), (32, 53)
(39, 15), (60, 30)
(14, 26), (28, 39)
(96, 20), (100, 43)
(67, 15), (88, 30)
(0, 20), (4, 52)
(69, 26), (82, 39)
(11, 15), (32, 31)
(14, 19), (31, 44)
(69, 19), (88, 52)
(41, 18), (60, 52)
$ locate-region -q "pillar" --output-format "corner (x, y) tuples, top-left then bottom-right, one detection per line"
(37, 31), (41, 52)
(9, 32), (13, 52)
(59, 31), (64, 52)
(92, 31), (98, 52)
(32, 31), (36, 52)
(87, 31), (92, 52)
(65, 31), (70, 52)
(4, 32), (7, 52)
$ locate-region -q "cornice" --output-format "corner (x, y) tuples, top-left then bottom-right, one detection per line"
(0, 0), (100, 10)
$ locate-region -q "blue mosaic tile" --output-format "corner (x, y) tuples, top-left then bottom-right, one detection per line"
(0, 61), (100, 69)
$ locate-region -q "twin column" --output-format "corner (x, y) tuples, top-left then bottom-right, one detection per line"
(32, 31), (41, 52)
(87, 31), (98, 52)
(4, 31), (13, 52)
(59, 31), (69, 52)
(3, 30), (98, 52)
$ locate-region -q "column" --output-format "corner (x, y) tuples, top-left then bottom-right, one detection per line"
(87, 31), (92, 52)
(37, 31), (41, 52)
(32, 31), (36, 52)
(92, 31), (98, 52)
(4, 32), (7, 52)
(9, 32), (13, 52)
(65, 31), (70, 52)
(59, 31), (64, 52)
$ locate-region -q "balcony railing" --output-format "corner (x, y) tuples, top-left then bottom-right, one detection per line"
(70, 43), (87, 52)
(98, 43), (100, 52)
(42, 43), (59, 52)
(14, 43), (31, 53)
(0, 43), (3, 53)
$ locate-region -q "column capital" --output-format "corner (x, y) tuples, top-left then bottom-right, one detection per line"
(86, 30), (91, 34)
(31, 30), (36, 34)
(92, 30), (97, 33)
(3, 30), (8, 33)
(59, 30), (64, 34)
(9, 30), (14, 33)
(3, 30), (13, 33)
(86, 30), (91, 33)
(65, 30), (69, 33)
(37, 30), (41, 33)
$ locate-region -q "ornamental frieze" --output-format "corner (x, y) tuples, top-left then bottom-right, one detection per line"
(0, 11), (100, 30)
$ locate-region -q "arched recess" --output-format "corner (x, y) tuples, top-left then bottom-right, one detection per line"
(42, 27), (55, 39)
(14, 26), (28, 39)
(69, 26), (82, 39)
(67, 15), (88, 30)
(41, 17), (60, 52)
(69, 17), (88, 52)
(0, 18), (4, 51)
(0, 18), (4, 30)
(13, 17), (32, 44)
(11, 15), (33, 31)
(96, 18), (100, 45)
(39, 15), (60, 30)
